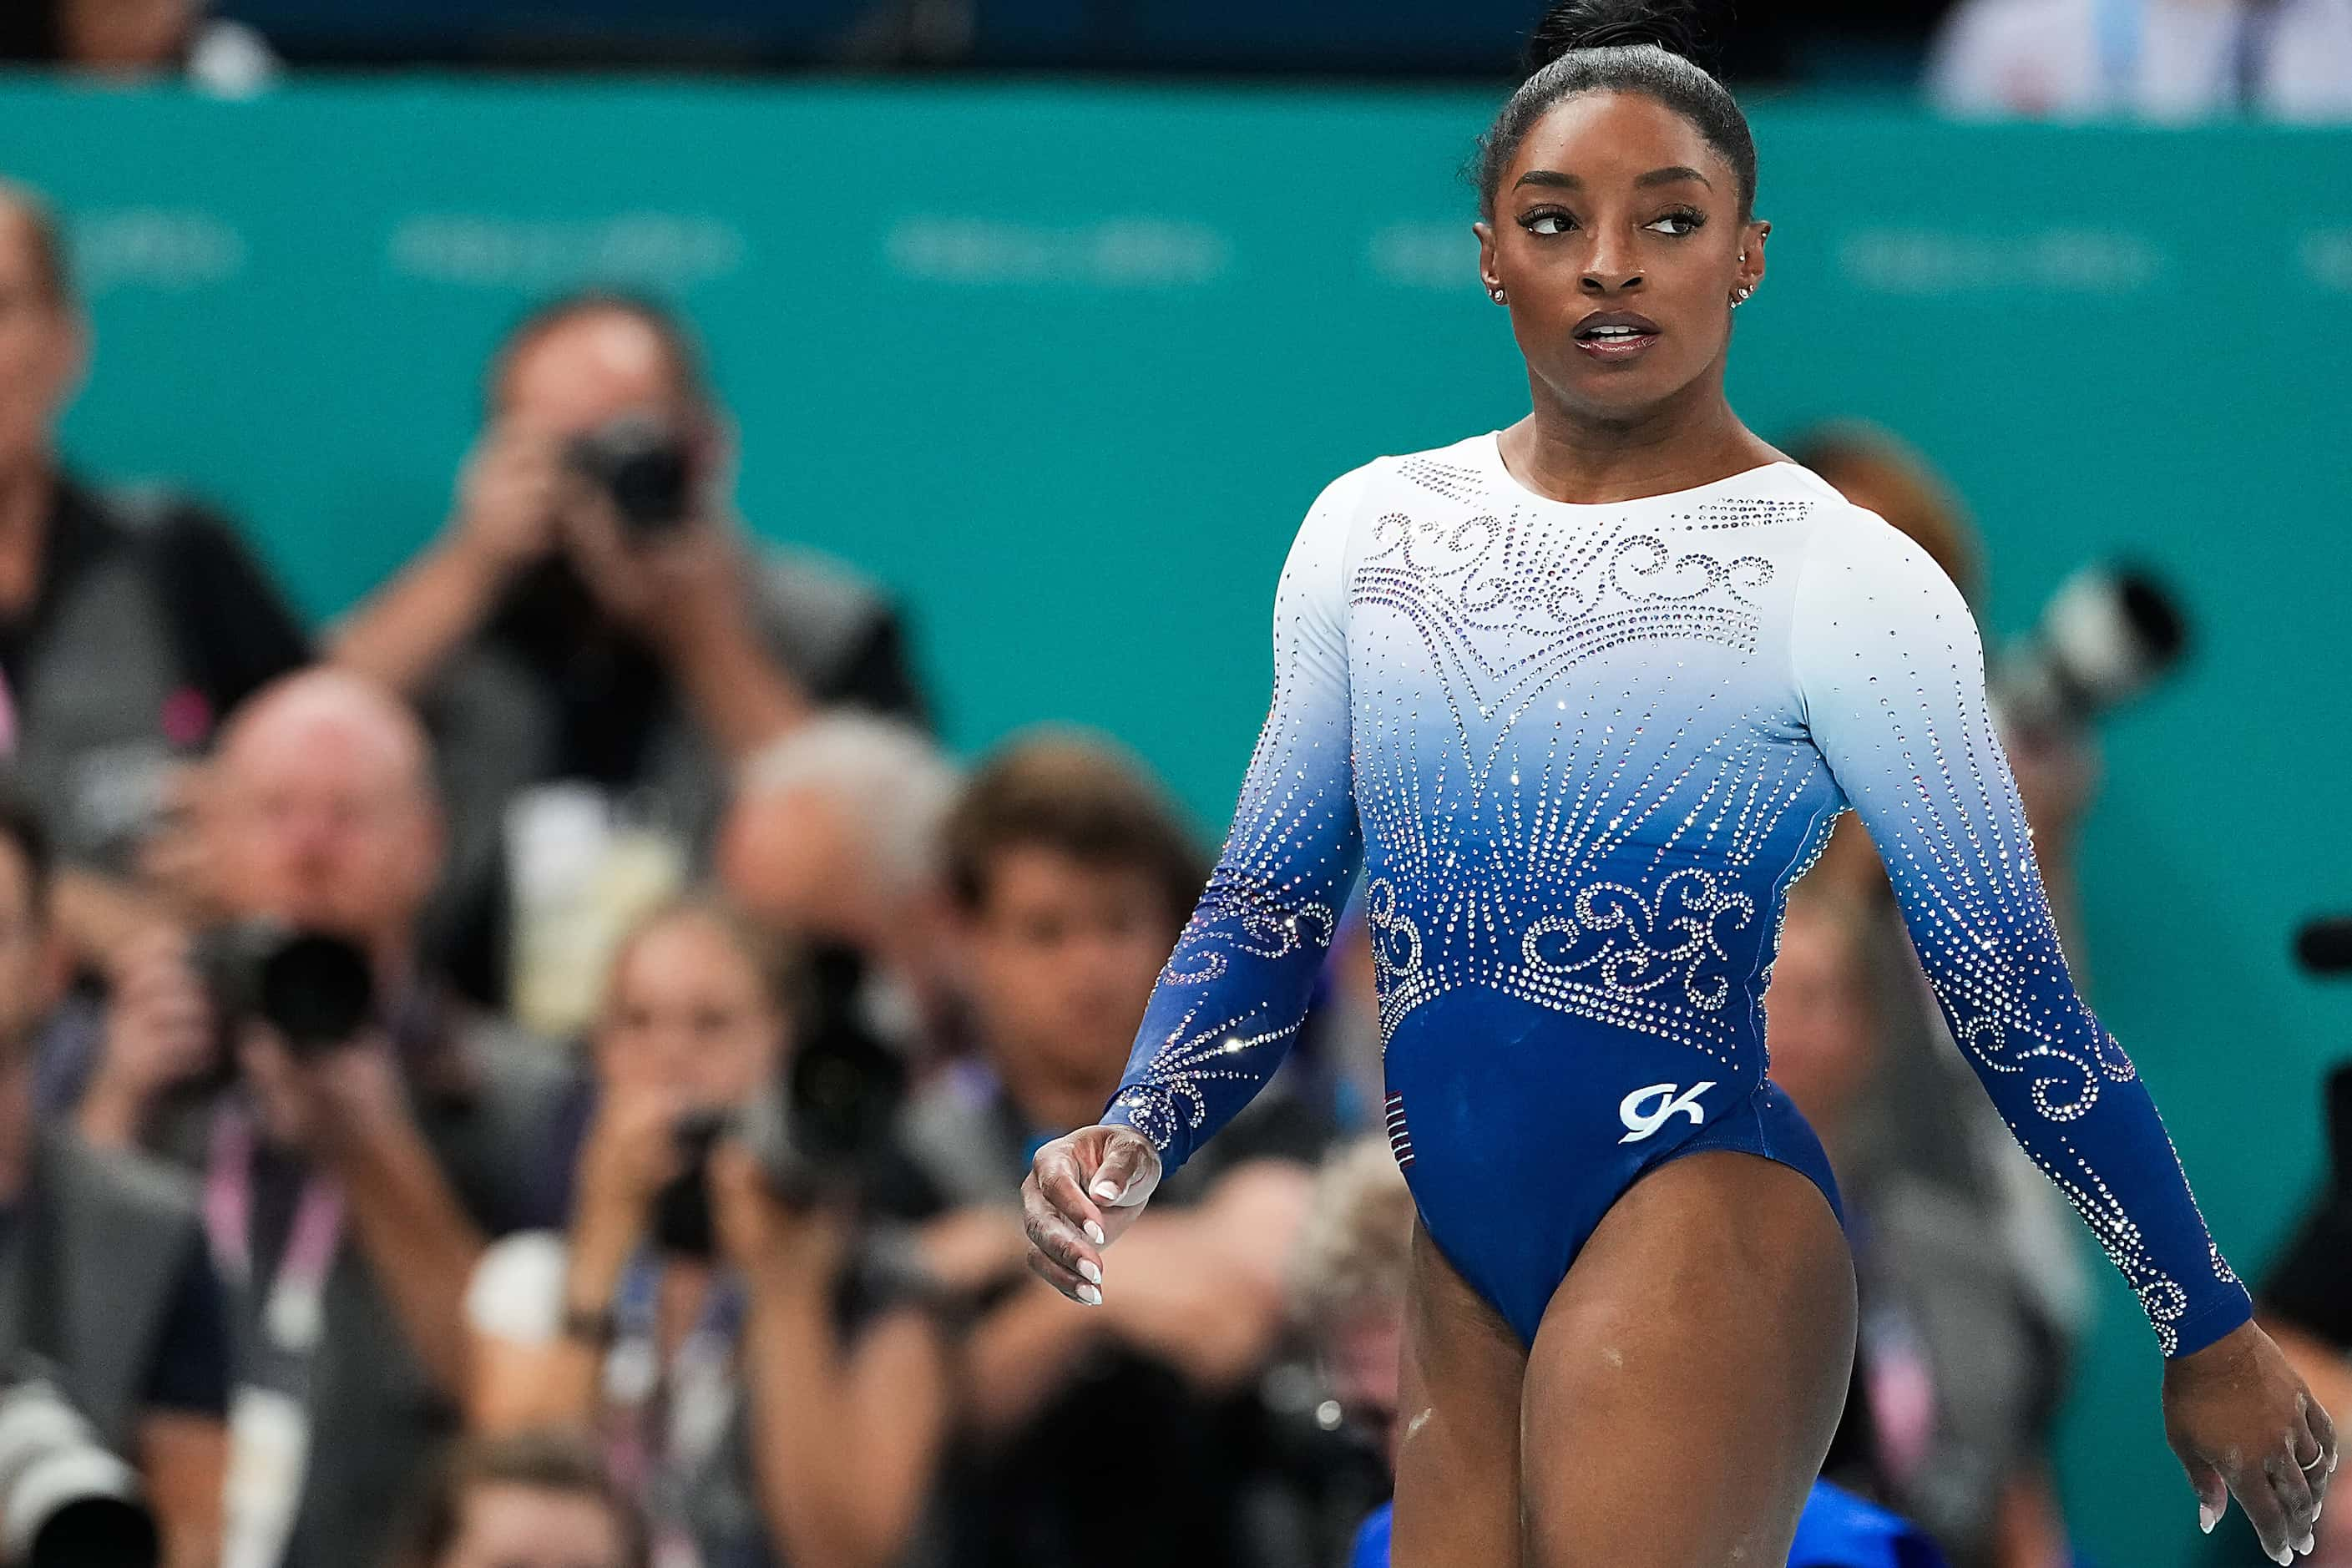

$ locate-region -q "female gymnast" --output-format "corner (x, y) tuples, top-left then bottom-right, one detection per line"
(1019, 3), (2338, 1561)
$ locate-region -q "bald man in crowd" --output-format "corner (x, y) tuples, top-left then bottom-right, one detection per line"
(73, 668), (571, 1568)
(332, 291), (928, 1018)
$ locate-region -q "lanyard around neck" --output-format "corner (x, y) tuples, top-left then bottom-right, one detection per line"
(205, 1110), (345, 1356)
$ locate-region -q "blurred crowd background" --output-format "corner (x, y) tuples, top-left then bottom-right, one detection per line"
(0, 2), (2349, 1567)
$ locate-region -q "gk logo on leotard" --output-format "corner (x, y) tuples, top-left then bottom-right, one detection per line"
(1618, 1081), (1715, 1143)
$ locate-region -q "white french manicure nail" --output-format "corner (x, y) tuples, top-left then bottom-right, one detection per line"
(1078, 1259), (1102, 1285)
(2201, 1503), (2218, 1534)
(1091, 1180), (1120, 1202)
(1077, 1283), (1102, 1306)
(1084, 1221), (1106, 1247)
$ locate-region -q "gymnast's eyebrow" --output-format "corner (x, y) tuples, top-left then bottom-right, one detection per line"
(1511, 167), (1712, 192)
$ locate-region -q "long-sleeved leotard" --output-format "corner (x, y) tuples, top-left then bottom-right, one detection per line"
(1104, 432), (2249, 1357)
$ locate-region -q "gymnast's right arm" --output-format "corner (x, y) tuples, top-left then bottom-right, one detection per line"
(1021, 472), (1366, 1302)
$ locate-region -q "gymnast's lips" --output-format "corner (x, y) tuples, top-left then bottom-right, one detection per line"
(1572, 310), (1662, 361)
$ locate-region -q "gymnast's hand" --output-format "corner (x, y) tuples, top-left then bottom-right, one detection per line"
(1021, 1125), (1164, 1307)
(2165, 1320), (2339, 1564)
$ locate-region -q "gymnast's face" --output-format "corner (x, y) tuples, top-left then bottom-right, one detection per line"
(1476, 92), (1766, 424)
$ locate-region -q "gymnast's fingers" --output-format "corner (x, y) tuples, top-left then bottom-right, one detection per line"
(1088, 1127), (1162, 1211)
(2305, 1397), (2339, 1499)
(1033, 1139), (1111, 1247)
(1021, 1168), (1104, 1302)
(2231, 1454), (2299, 1565)
(2265, 1446), (2319, 1558)
(1024, 1241), (1100, 1307)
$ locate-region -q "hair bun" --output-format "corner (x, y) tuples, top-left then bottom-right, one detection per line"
(1523, 0), (1702, 75)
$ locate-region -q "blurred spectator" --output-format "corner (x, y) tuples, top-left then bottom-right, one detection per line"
(73, 668), (571, 1568)
(392, 1429), (647, 1568)
(463, 898), (949, 1568)
(0, 180), (310, 978)
(0, 781), (227, 1568)
(1288, 1134), (1417, 1466)
(717, 714), (964, 1065)
(18, 0), (281, 95)
(1927, 0), (2352, 120)
(2237, 1063), (2352, 1565)
(1766, 878), (2075, 1568)
(903, 729), (1328, 1568)
(331, 293), (928, 1030)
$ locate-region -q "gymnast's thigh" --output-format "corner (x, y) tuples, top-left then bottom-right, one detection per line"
(1388, 1216), (1527, 1568)
(1518, 1150), (1857, 1568)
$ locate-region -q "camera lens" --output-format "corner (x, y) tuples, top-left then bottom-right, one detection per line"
(256, 934), (376, 1056)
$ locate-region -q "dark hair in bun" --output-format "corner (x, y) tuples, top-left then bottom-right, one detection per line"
(1477, 0), (1758, 222)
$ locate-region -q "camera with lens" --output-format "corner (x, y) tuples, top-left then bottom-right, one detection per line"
(0, 1365), (156, 1568)
(195, 923), (377, 1060)
(564, 413), (695, 543)
(1990, 563), (2189, 741)
(652, 943), (909, 1258)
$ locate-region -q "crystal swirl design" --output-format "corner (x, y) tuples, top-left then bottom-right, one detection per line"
(1519, 869), (1756, 1013)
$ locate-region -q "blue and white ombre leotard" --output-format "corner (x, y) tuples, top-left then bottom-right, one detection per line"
(1104, 431), (2252, 1358)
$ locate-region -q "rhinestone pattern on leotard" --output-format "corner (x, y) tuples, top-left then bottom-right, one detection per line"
(1104, 433), (2250, 1357)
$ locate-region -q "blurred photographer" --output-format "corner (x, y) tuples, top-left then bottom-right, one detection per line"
(0, 180), (308, 979)
(73, 669), (570, 1568)
(463, 898), (948, 1568)
(0, 782), (226, 1568)
(331, 294), (929, 1029)
(717, 714), (965, 1070)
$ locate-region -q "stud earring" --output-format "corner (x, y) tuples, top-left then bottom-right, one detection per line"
(1732, 286), (1753, 306)
(1487, 284), (1507, 305)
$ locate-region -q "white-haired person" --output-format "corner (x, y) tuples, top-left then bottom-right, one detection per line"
(718, 711), (965, 1068)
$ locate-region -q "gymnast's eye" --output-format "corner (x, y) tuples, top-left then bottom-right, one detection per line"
(1520, 208), (1577, 237)
(1646, 208), (1706, 236)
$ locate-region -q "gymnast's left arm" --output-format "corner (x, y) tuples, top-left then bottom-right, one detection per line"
(1790, 511), (2334, 1564)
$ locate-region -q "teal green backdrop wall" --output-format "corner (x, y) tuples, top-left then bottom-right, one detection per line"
(8, 77), (2349, 1565)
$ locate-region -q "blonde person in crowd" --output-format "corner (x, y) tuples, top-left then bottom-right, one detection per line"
(330, 294), (928, 1024)
(463, 897), (949, 1568)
